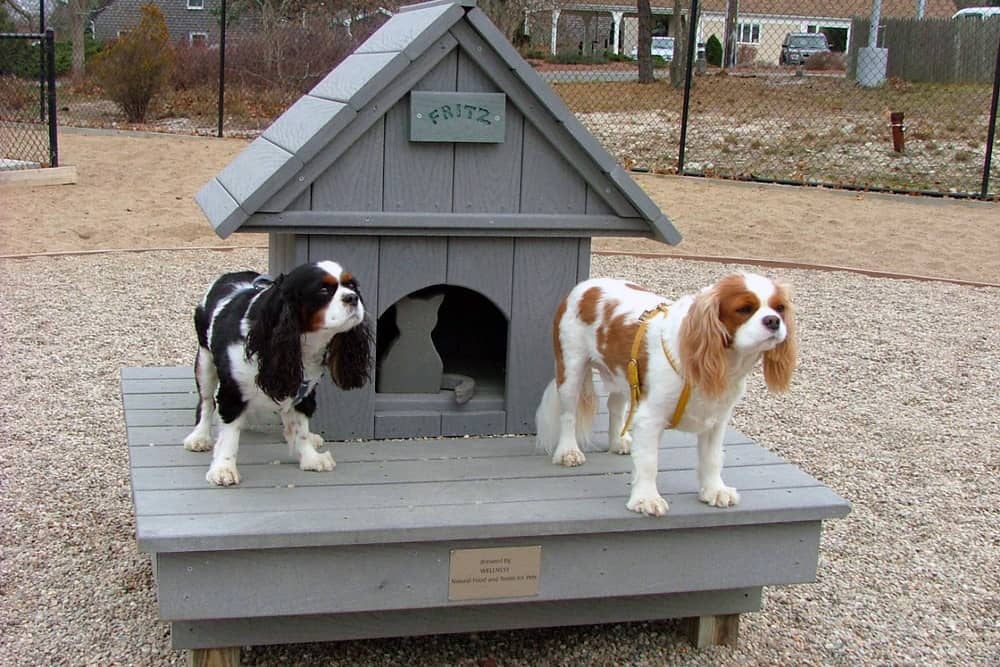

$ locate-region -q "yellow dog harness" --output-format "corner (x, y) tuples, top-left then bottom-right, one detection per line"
(621, 303), (691, 437)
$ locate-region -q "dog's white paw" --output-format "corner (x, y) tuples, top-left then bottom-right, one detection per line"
(300, 449), (335, 472)
(609, 432), (632, 455)
(626, 493), (669, 517)
(206, 463), (240, 486)
(183, 433), (213, 452)
(553, 448), (586, 467)
(699, 485), (740, 508)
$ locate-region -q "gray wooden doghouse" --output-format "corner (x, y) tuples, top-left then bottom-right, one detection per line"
(195, 0), (680, 442)
(123, 2), (849, 663)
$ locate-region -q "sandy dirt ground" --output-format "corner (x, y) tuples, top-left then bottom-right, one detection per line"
(2, 129), (997, 284)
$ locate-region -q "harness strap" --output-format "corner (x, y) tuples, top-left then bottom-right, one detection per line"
(620, 303), (691, 437)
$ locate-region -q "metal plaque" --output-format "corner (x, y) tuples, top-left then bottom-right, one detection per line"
(410, 91), (506, 143)
(448, 546), (541, 601)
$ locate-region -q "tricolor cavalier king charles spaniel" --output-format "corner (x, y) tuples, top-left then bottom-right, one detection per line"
(536, 272), (796, 516)
(183, 261), (371, 486)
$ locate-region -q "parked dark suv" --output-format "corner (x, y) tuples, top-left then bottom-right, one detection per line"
(780, 33), (831, 65)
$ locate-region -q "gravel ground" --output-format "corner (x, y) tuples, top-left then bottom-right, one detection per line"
(1, 248), (998, 666)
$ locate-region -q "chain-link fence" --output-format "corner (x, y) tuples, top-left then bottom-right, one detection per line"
(535, 0), (1000, 198)
(0, 29), (57, 170)
(37, 1), (1000, 197)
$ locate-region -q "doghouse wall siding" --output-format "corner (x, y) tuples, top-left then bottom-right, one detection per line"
(276, 234), (589, 440)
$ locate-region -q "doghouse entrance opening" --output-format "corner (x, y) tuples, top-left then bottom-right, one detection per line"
(376, 285), (507, 400)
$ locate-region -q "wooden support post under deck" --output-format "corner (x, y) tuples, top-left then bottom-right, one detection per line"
(187, 646), (240, 667)
(686, 613), (740, 648)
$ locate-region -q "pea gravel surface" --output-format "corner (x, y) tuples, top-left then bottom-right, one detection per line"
(1, 248), (997, 666)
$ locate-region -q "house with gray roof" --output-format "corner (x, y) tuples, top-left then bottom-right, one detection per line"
(93, 0), (225, 45)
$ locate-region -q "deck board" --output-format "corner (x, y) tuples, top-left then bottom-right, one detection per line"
(122, 367), (849, 553)
(130, 443), (784, 489)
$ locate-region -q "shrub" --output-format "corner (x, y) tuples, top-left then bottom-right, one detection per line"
(0, 37), (100, 79)
(705, 34), (722, 67)
(548, 50), (604, 65)
(736, 44), (757, 66)
(92, 4), (174, 122)
(1, 5), (41, 79)
(221, 22), (354, 94)
(0, 74), (35, 111)
(171, 40), (218, 91)
(604, 50), (632, 63)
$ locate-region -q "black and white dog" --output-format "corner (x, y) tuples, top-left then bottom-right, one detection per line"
(182, 261), (371, 486)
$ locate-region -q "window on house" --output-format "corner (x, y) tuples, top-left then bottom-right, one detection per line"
(737, 22), (760, 44)
(190, 32), (208, 47)
(187, 0), (205, 9)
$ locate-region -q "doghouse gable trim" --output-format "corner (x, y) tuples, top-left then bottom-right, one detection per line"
(242, 212), (654, 237)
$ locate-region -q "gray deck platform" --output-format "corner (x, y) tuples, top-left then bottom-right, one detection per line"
(122, 366), (849, 654)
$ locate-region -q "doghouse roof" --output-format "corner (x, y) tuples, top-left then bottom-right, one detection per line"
(196, 0), (680, 245)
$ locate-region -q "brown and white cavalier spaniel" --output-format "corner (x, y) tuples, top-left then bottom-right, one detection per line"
(535, 273), (796, 516)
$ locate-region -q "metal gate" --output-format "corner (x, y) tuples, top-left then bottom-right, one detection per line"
(0, 28), (58, 170)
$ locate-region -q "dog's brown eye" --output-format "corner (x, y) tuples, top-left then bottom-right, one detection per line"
(775, 304), (786, 313)
(736, 305), (754, 315)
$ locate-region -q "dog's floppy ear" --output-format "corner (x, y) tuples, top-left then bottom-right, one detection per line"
(246, 279), (303, 400)
(327, 317), (373, 390)
(763, 285), (797, 393)
(679, 287), (730, 397)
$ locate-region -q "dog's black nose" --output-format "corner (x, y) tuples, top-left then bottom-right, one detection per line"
(762, 315), (781, 331)
(342, 292), (358, 306)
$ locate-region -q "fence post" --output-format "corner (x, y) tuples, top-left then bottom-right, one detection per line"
(45, 28), (58, 168)
(217, 0), (227, 138)
(38, 0), (45, 122)
(677, 0), (699, 174)
(981, 30), (1000, 199)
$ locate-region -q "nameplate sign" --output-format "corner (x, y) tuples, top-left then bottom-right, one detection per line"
(448, 546), (541, 601)
(410, 91), (506, 143)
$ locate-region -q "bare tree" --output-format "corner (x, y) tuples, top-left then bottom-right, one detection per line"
(722, 0), (737, 69)
(2, 0), (32, 22)
(637, 0), (653, 83)
(68, 0), (87, 83)
(668, 0), (687, 88)
(44, 0), (114, 84)
(478, 0), (533, 43)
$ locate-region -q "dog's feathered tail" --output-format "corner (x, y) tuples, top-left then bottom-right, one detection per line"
(534, 373), (599, 455)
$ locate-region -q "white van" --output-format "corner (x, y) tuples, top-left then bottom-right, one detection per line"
(951, 7), (1000, 20)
